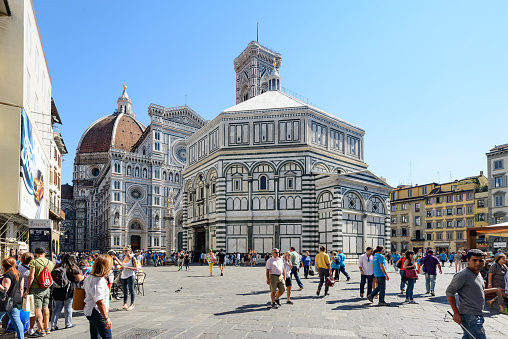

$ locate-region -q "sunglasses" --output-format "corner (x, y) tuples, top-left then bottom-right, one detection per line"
(273, 252), (279, 254)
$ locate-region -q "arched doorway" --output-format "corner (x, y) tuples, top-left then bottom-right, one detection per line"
(131, 235), (141, 251)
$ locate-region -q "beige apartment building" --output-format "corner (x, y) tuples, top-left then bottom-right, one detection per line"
(390, 173), (488, 253)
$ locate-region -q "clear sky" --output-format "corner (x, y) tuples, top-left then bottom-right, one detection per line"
(34, 0), (508, 188)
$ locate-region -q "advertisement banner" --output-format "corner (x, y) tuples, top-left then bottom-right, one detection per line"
(19, 109), (46, 219)
(28, 219), (52, 253)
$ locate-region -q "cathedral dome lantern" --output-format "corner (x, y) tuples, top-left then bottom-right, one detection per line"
(115, 84), (133, 116)
(268, 60), (281, 91)
(76, 85), (145, 154)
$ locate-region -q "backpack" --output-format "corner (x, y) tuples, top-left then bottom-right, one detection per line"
(396, 258), (403, 269)
(51, 267), (70, 288)
(37, 259), (54, 289)
(51, 267), (71, 301)
(333, 256), (341, 266)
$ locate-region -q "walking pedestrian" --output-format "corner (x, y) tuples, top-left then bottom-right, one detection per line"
(217, 249), (226, 276)
(24, 247), (53, 337)
(446, 249), (504, 339)
(206, 249), (216, 276)
(184, 251), (190, 271)
(0, 257), (25, 339)
(396, 254), (406, 294)
(392, 250), (401, 273)
(283, 251), (294, 304)
(118, 246), (138, 311)
(289, 247), (303, 290)
(419, 250), (442, 296)
(252, 250), (257, 267)
(439, 251), (447, 266)
(486, 253), (507, 313)
(402, 251), (418, 303)
(265, 248), (285, 309)
(236, 252), (241, 266)
(315, 246), (331, 297)
(331, 251), (340, 280)
(454, 251), (462, 272)
(461, 251), (468, 270)
(51, 254), (84, 331)
(301, 251), (311, 279)
(367, 245), (390, 306)
(336, 249), (350, 281)
(448, 252), (455, 268)
(200, 252), (205, 266)
(358, 247), (374, 298)
(177, 250), (184, 271)
(84, 254), (113, 339)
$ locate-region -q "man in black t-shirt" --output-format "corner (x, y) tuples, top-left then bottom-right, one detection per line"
(217, 249), (226, 276)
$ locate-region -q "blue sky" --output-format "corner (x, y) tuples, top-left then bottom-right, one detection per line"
(34, 0), (508, 187)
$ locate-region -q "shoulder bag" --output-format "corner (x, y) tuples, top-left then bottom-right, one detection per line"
(0, 290), (13, 313)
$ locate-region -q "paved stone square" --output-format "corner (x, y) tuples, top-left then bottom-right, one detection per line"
(41, 263), (508, 339)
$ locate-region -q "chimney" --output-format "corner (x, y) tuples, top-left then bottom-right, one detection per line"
(480, 171), (483, 176)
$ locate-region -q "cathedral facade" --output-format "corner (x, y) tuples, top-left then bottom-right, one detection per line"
(62, 87), (205, 252)
(182, 41), (392, 260)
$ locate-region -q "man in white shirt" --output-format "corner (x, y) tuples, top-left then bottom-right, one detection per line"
(358, 247), (374, 298)
(265, 248), (286, 309)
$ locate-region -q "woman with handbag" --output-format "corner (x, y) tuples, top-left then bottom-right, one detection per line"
(51, 254), (84, 331)
(119, 246), (138, 311)
(0, 257), (25, 339)
(84, 254), (113, 339)
(402, 251), (418, 304)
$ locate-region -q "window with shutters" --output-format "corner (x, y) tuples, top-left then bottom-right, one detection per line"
(436, 222), (443, 228)
(415, 216), (421, 226)
(446, 221), (452, 228)
(466, 193), (474, 200)
(455, 194), (463, 202)
(391, 229), (397, 237)
(457, 220), (464, 227)
(447, 232), (454, 240)
(425, 198), (432, 205)
(426, 210), (432, 217)
(476, 213), (485, 221)
(279, 120), (300, 143)
(414, 203), (421, 212)
(495, 195), (504, 207)
(494, 160), (503, 169)
(436, 209), (442, 216)
(407, 189), (413, 198)
(311, 122), (327, 147)
(422, 186), (428, 195)
(456, 231), (464, 240)
(495, 176), (503, 188)
(228, 123), (250, 145)
(466, 205), (474, 214)
(253, 122), (275, 144)
(426, 233), (432, 240)
(209, 127), (219, 152)
(446, 195), (453, 203)
(391, 217), (397, 224)
(456, 207), (463, 215)
(436, 232), (443, 240)
(426, 222), (432, 229)
(330, 129), (344, 152)
(347, 135), (360, 157)
(477, 200), (485, 208)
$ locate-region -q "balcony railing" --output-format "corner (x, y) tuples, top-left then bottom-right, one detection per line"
(411, 237), (425, 242)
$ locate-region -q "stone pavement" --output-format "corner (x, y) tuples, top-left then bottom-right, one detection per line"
(31, 262), (508, 338)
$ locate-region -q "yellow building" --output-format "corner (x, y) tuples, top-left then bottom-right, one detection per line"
(390, 172), (488, 253)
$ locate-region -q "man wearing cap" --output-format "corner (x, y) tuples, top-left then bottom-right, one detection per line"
(24, 247), (54, 336)
(265, 248), (286, 309)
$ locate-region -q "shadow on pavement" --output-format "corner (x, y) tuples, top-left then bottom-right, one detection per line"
(236, 290), (270, 296)
(214, 303), (271, 316)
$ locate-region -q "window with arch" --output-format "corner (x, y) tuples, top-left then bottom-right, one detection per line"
(163, 171), (167, 180)
(343, 192), (362, 211)
(259, 175), (267, 190)
(226, 165), (247, 192)
(369, 197), (385, 214)
(175, 173), (179, 182)
(312, 163), (328, 173)
(168, 172), (173, 182)
(130, 222), (141, 230)
(127, 165), (132, 175)
(134, 167), (139, 177)
(142, 168), (147, 178)
(114, 162), (121, 173)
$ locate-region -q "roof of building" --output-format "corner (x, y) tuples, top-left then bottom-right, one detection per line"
(222, 90), (364, 132)
(489, 143), (508, 152)
(77, 113), (145, 153)
(61, 183), (73, 200)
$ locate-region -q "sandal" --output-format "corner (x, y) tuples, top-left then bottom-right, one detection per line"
(127, 305), (134, 311)
(487, 300), (494, 309)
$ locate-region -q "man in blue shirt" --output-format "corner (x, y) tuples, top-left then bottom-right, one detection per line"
(336, 249), (350, 281)
(367, 245), (390, 306)
(448, 252), (455, 267)
(392, 250), (401, 272)
(439, 251), (447, 266)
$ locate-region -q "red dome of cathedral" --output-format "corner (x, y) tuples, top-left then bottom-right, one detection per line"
(77, 86), (145, 154)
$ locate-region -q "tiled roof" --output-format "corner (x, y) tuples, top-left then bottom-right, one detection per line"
(78, 114), (145, 153)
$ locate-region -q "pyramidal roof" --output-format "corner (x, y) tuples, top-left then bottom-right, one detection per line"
(222, 90), (363, 132)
